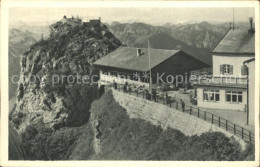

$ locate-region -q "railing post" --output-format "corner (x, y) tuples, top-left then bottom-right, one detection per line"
(234, 124), (236, 134)
(249, 131), (251, 142)
(176, 102), (178, 110)
(190, 106), (192, 115)
(204, 111), (206, 120)
(218, 117), (220, 127)
(211, 114), (213, 124)
(226, 120), (228, 131)
(198, 109), (200, 118)
(242, 128), (244, 139)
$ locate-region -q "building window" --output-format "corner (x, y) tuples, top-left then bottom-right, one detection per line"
(226, 91), (243, 103)
(102, 71), (108, 75)
(110, 72), (118, 77)
(203, 90), (220, 102)
(220, 64), (233, 74)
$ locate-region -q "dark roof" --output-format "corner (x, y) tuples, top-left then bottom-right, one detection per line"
(213, 29), (255, 54)
(94, 47), (181, 71)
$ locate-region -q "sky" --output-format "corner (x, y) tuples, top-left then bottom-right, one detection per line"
(9, 7), (255, 26)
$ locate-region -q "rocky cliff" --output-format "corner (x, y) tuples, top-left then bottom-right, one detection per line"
(9, 28), (39, 101)
(10, 17), (121, 134)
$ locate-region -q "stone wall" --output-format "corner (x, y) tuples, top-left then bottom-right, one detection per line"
(112, 89), (246, 150)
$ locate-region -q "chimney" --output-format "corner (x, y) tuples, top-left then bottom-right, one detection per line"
(137, 48), (142, 57)
(248, 17), (254, 33)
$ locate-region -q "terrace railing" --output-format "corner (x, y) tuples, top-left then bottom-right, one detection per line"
(115, 86), (254, 143)
(193, 76), (247, 85)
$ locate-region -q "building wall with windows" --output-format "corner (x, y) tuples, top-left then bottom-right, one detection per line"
(212, 54), (254, 77)
(197, 87), (247, 111)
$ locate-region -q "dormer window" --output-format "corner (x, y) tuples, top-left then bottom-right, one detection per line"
(220, 64), (233, 75)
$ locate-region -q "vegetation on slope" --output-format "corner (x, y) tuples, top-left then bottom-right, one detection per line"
(20, 119), (85, 160)
(70, 90), (254, 160)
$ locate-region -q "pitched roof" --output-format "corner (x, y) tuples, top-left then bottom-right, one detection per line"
(94, 47), (180, 72)
(212, 29), (255, 54)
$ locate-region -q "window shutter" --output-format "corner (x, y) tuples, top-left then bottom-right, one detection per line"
(220, 65), (224, 74)
(230, 65), (233, 74)
(241, 65), (248, 75)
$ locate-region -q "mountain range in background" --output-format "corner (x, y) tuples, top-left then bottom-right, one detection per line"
(107, 21), (253, 65)
(107, 21), (230, 65)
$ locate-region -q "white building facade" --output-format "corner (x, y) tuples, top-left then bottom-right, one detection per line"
(195, 20), (255, 113)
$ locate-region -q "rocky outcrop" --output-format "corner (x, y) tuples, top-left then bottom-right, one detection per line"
(9, 29), (39, 101)
(10, 17), (121, 134)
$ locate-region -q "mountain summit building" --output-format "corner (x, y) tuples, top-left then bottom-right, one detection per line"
(194, 18), (255, 117)
(94, 47), (208, 88)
